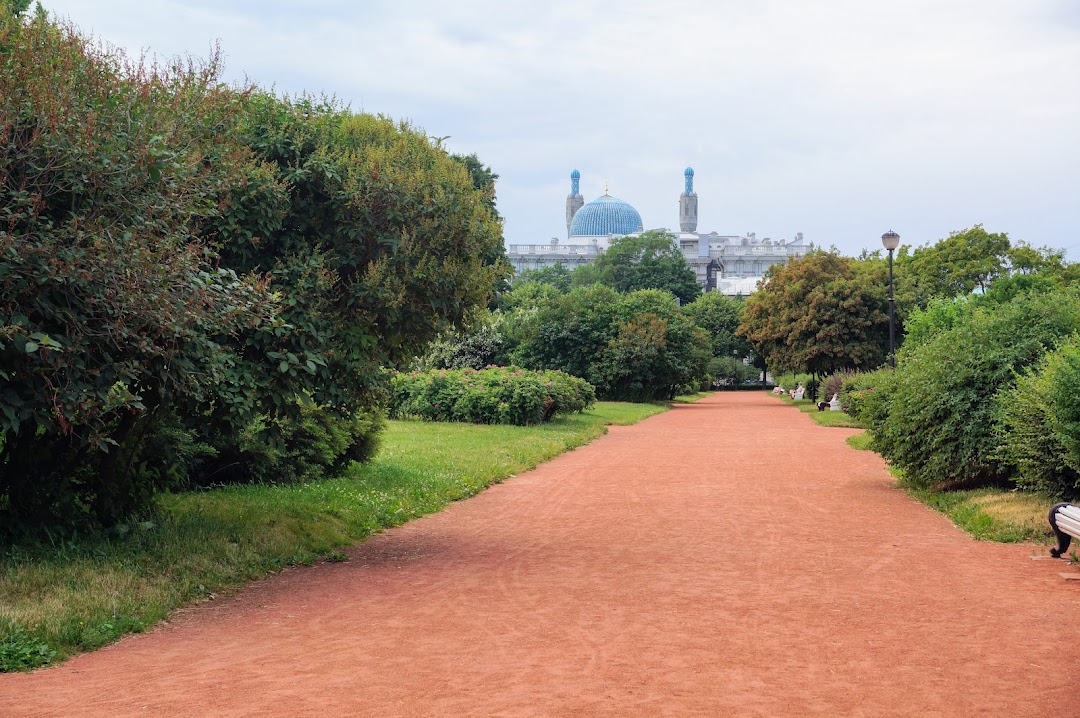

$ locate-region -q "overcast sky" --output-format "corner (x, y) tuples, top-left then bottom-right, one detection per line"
(42, 0), (1080, 258)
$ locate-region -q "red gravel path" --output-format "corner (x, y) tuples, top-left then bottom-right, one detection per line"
(3, 393), (1079, 717)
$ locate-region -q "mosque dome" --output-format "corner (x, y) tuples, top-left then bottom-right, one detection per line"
(568, 194), (644, 237)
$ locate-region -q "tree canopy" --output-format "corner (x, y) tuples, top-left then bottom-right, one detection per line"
(738, 251), (888, 376)
(592, 231), (701, 304)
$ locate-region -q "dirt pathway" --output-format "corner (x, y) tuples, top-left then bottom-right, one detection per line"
(3, 393), (1078, 717)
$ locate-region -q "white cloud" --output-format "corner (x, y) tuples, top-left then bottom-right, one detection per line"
(42, 0), (1080, 256)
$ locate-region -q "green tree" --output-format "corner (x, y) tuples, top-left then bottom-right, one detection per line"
(450, 152), (510, 300)
(196, 94), (509, 479)
(516, 263), (572, 292)
(738, 252), (889, 383)
(511, 286), (710, 400)
(681, 292), (752, 359)
(569, 262), (602, 288)
(592, 231), (700, 304)
(1, 0), (32, 17)
(896, 226), (1011, 309)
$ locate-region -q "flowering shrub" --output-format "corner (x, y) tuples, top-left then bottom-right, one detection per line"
(388, 367), (595, 425)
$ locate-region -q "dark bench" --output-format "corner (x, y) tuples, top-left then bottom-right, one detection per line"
(1049, 503), (1080, 558)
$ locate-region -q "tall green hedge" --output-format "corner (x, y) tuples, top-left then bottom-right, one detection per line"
(995, 337), (1080, 499)
(866, 289), (1080, 490)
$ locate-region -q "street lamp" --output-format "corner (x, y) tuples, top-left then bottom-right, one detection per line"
(881, 230), (900, 368)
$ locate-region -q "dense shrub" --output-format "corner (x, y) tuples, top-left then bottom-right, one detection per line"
(389, 367), (595, 425)
(709, 357), (756, 387)
(822, 370), (857, 403)
(412, 324), (506, 371)
(839, 369), (894, 426)
(227, 405), (384, 486)
(995, 338), (1080, 499)
(871, 290), (1080, 489)
(0, 12), (279, 530)
(0, 12), (504, 534)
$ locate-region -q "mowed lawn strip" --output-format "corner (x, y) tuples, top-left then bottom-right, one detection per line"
(0, 401), (667, 670)
(844, 431), (1055, 545)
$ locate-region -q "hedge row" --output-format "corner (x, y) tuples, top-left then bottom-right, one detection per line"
(388, 367), (596, 425)
(840, 288), (1080, 498)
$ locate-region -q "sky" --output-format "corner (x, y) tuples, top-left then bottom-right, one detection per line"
(41, 0), (1080, 259)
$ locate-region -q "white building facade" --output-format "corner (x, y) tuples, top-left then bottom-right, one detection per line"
(507, 168), (806, 295)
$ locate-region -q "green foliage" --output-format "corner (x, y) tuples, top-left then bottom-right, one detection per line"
(710, 356), (756, 386)
(412, 324), (506, 371)
(681, 292), (752, 359)
(0, 13), (279, 530)
(512, 284), (624, 381)
(512, 286), (711, 401)
(515, 263), (572, 292)
(389, 367), (595, 425)
(995, 337), (1080, 499)
(839, 369), (894, 428)
(591, 231), (701, 304)
(901, 297), (974, 348)
(226, 405), (385, 486)
(738, 251), (888, 377)
(0, 16), (504, 533)
(1, 0), (33, 17)
(871, 289), (1080, 489)
(896, 226), (1011, 309)
(0, 622), (56, 671)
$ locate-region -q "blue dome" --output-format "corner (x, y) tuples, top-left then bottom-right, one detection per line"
(571, 169), (580, 179)
(569, 194), (644, 237)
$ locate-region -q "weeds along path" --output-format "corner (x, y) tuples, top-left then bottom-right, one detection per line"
(3, 392), (1079, 717)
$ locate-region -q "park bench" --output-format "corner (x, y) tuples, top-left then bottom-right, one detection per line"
(1049, 503), (1080, 558)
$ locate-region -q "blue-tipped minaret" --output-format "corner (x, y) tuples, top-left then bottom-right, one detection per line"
(566, 169), (584, 237)
(680, 167), (698, 233)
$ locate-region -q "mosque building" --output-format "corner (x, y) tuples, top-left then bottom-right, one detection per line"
(506, 168), (806, 295)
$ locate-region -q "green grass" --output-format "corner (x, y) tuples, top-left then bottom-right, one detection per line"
(774, 394), (863, 428)
(671, 391), (712, 404)
(0, 401), (663, 671)
(845, 430), (1053, 544)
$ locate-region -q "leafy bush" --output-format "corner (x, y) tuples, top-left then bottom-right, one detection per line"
(0, 12), (504, 534)
(195, 404), (384, 486)
(839, 369), (893, 424)
(389, 367), (595, 425)
(709, 356), (756, 387)
(871, 289), (1080, 489)
(995, 338), (1080, 499)
(0, 12), (278, 530)
(412, 324), (506, 371)
(822, 370), (858, 403)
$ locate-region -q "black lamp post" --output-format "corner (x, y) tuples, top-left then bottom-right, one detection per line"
(881, 230), (900, 368)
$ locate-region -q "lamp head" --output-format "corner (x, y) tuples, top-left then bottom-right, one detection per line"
(881, 230), (900, 251)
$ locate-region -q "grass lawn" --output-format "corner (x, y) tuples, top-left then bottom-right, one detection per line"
(845, 431), (1054, 545)
(0, 401), (664, 671)
(774, 394), (863, 428)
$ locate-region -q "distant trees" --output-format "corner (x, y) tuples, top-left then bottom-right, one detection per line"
(738, 251), (888, 384)
(509, 285), (711, 401)
(592, 231), (701, 304)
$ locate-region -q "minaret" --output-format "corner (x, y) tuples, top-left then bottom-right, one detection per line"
(566, 169), (584, 237)
(679, 167), (698, 233)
